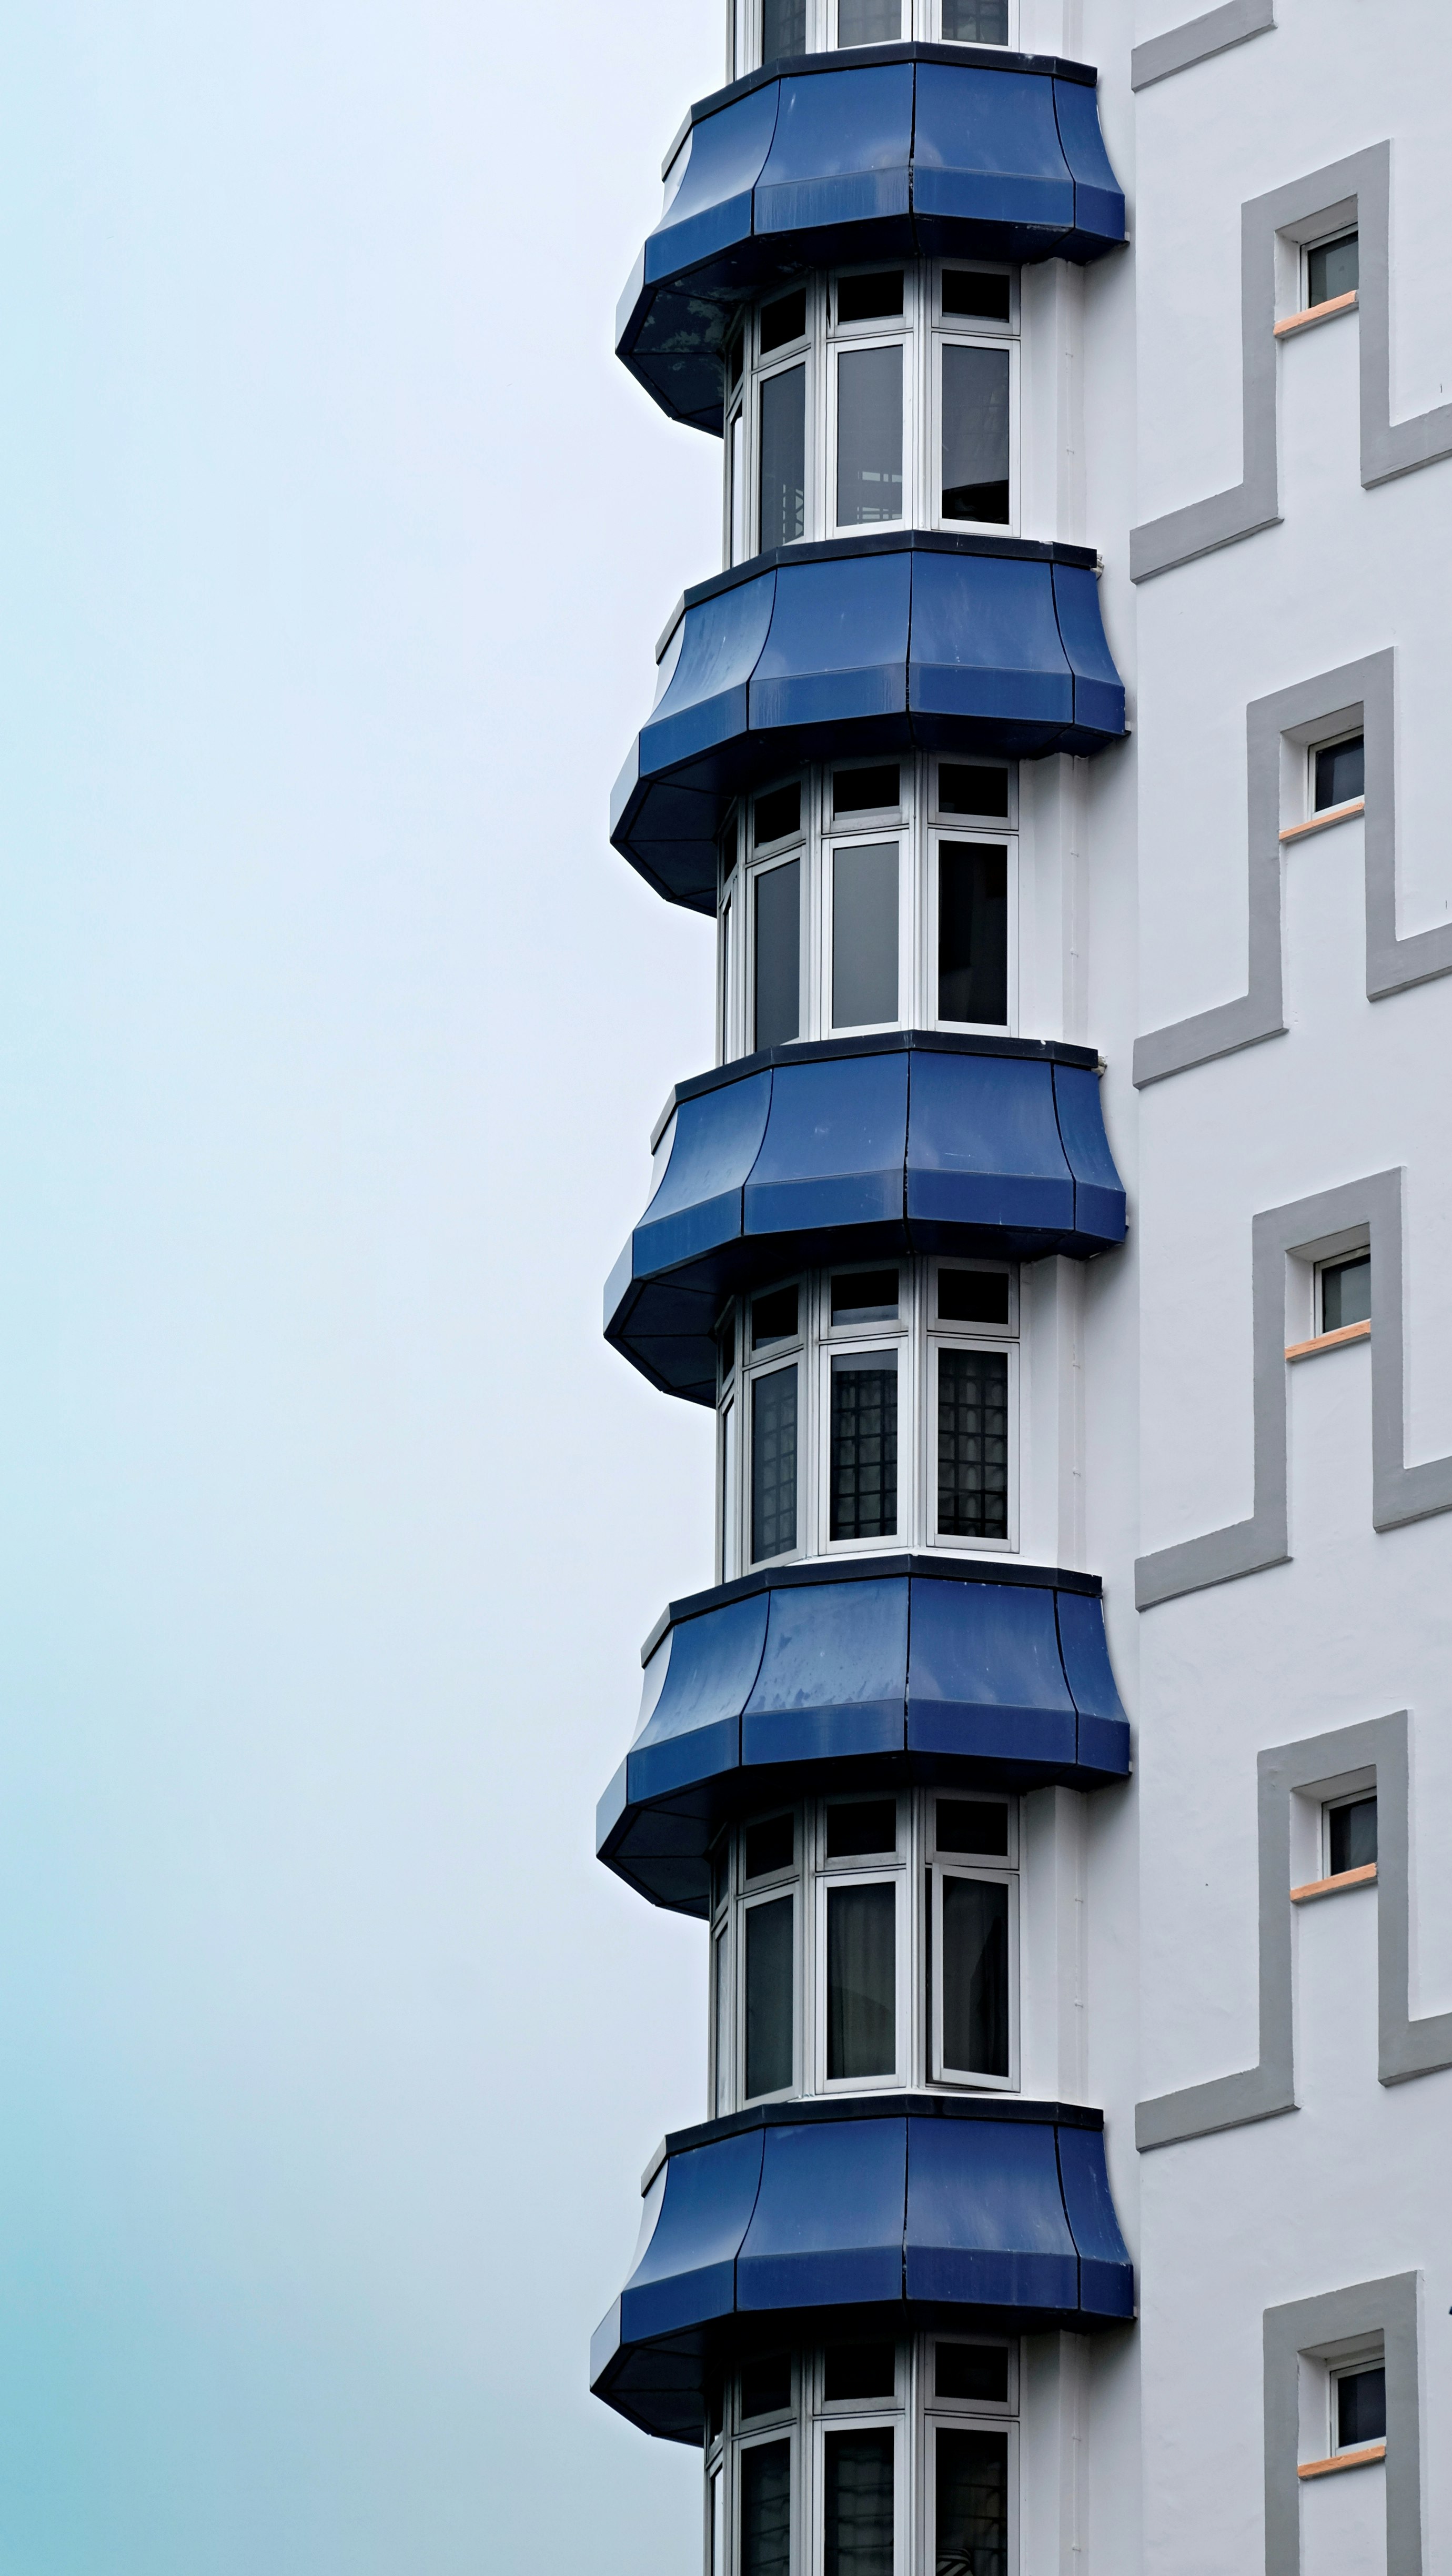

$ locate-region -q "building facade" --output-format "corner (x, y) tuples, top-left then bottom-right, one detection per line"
(591, 5), (1452, 2571)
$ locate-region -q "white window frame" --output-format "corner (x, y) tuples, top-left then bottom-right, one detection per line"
(816, 1265), (911, 1555)
(733, 2420), (798, 2576)
(930, 1791), (1019, 2090)
(1327, 2340), (1385, 2457)
(747, 838), (808, 1053)
(823, 821), (911, 1035)
(829, 319), (913, 536)
(922, 2340), (1019, 2576)
(1321, 1787), (1377, 1881)
(924, 1261), (1019, 1555)
(926, 821), (1017, 1034)
(739, 1877), (800, 2107)
(1305, 722), (1364, 820)
(813, 1792), (910, 2093)
(1315, 1244), (1370, 1337)
(728, 0), (1017, 86)
(1302, 223), (1358, 313)
(742, 1285), (806, 1569)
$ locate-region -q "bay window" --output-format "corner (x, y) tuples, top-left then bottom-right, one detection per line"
(731, 0), (1014, 75)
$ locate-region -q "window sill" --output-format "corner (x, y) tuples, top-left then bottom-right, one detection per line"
(1275, 288), (1359, 340)
(1298, 2442), (1386, 2480)
(1290, 1862), (1377, 1905)
(1279, 796), (1365, 845)
(1285, 1319), (1370, 1363)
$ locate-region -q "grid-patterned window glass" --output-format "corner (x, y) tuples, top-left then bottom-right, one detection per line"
(830, 1352), (898, 1538)
(760, 365), (806, 546)
(937, 1348), (1009, 1537)
(1320, 1253), (1370, 1333)
(941, 0), (1009, 37)
(938, 841), (1007, 1023)
(839, 0), (901, 41)
(745, 1895), (794, 2098)
(763, 0), (807, 57)
(755, 858), (802, 1047)
(942, 1874), (1009, 2076)
(824, 2429), (894, 2576)
(935, 2427), (1008, 2576)
(826, 1881), (896, 2078)
(1329, 1794), (1377, 1876)
(1336, 2364), (1386, 2449)
(837, 345), (904, 526)
(1314, 733), (1364, 810)
(752, 1365), (799, 1558)
(942, 344), (1010, 522)
(741, 2438), (792, 2576)
(1308, 230), (1358, 306)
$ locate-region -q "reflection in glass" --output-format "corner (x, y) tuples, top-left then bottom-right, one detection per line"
(837, 346), (903, 525)
(827, 1881), (896, 2078)
(1308, 230), (1358, 306)
(935, 2426), (1008, 2576)
(831, 1351), (898, 1539)
(838, 0), (901, 41)
(938, 841), (1008, 1024)
(825, 2428), (894, 2576)
(752, 1364), (799, 1559)
(838, 270), (903, 324)
(825, 2343), (896, 2401)
(1320, 1253), (1369, 1332)
(935, 2343), (1009, 2404)
(937, 1271), (1009, 1327)
(763, 0), (807, 56)
(755, 857), (801, 1046)
(742, 2352), (793, 2420)
(1314, 733), (1364, 810)
(942, 1874), (1009, 2077)
(832, 841), (899, 1027)
(1329, 1794), (1377, 1876)
(941, 0), (1009, 37)
(745, 1812), (795, 1880)
(741, 2437), (793, 2576)
(936, 1797), (1009, 1858)
(937, 1347), (1008, 1537)
(1336, 2364), (1386, 2448)
(830, 1271), (899, 1326)
(760, 364), (806, 546)
(942, 343), (1010, 522)
(745, 1895), (794, 2098)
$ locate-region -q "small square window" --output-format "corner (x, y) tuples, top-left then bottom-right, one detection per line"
(744, 1813), (795, 1880)
(1308, 230), (1358, 308)
(939, 761), (1010, 818)
(838, 270), (904, 324)
(1314, 734), (1364, 812)
(740, 2351), (793, 2421)
(1327, 1794), (1377, 1877)
(824, 2342), (896, 2402)
(760, 287), (808, 355)
(1319, 1253), (1369, 1334)
(935, 2341), (1009, 2404)
(936, 1796), (1010, 1858)
(831, 1268), (900, 1325)
(938, 1269), (1010, 1327)
(833, 762), (900, 815)
(942, 269), (1011, 324)
(752, 1284), (800, 1347)
(755, 781), (802, 846)
(825, 1797), (898, 1859)
(1334, 2362), (1385, 2451)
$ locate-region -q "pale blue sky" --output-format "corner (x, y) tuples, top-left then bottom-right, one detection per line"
(0, 5), (732, 2565)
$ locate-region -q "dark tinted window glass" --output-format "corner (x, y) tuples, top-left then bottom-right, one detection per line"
(708, 2377), (725, 2441)
(710, 1838), (730, 1912)
(825, 2342), (897, 2401)
(834, 764), (900, 814)
(938, 1270), (1009, 1326)
(755, 781), (802, 845)
(741, 2352), (792, 2420)
(1321, 1253), (1369, 1333)
(745, 1813), (795, 1880)
(744, 1895), (794, 2097)
(935, 2427), (1008, 2576)
(838, 0), (901, 41)
(940, 761), (1010, 817)
(832, 841), (899, 1028)
(942, 1874), (1009, 2077)
(1337, 2364), (1386, 2449)
(830, 1352), (898, 1539)
(942, 269), (1012, 322)
(939, 841), (1008, 1023)
(1314, 734), (1364, 810)
(831, 1269), (900, 1324)
(741, 2437), (792, 2576)
(826, 1797), (898, 1858)
(760, 288), (808, 355)
(762, 0), (806, 57)
(936, 1797), (1009, 1858)
(1329, 1795), (1377, 1876)
(754, 857), (801, 1046)
(729, 334), (744, 391)
(760, 364), (806, 544)
(942, 343), (1010, 521)
(935, 2343), (1009, 2404)
(838, 270), (904, 323)
(1308, 230), (1358, 306)
(937, 1347), (1009, 1538)
(825, 2428), (894, 2576)
(714, 1306), (737, 1383)
(753, 1285), (800, 1347)
(752, 1365), (799, 1559)
(827, 1881), (896, 2079)
(942, 0), (1008, 34)
(838, 345), (903, 525)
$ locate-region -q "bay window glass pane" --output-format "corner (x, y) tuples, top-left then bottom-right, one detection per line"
(752, 1364), (798, 1559)
(935, 2427), (1008, 2576)
(825, 2429), (894, 2576)
(745, 1895), (794, 2098)
(942, 0), (1009, 36)
(937, 1347), (1007, 1537)
(830, 1351), (898, 1539)
(938, 841), (1008, 1024)
(942, 344), (1010, 523)
(760, 365), (806, 546)
(722, 1396), (739, 1579)
(941, 1874), (1009, 2077)
(741, 2438), (792, 2576)
(832, 841), (899, 1028)
(827, 1881), (896, 2078)
(838, 345), (903, 525)
(755, 858), (801, 1048)
(839, 0), (902, 40)
(710, 2465), (725, 2576)
(730, 408), (747, 564)
(713, 1926), (732, 2114)
(763, 0), (806, 57)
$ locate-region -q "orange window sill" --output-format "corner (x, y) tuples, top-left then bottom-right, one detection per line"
(1280, 796), (1365, 844)
(1275, 289), (1359, 339)
(1290, 1863), (1377, 1905)
(1286, 1319), (1370, 1363)
(1298, 2442), (1386, 2480)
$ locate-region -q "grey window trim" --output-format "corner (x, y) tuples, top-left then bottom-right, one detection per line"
(1131, 145), (1452, 583)
(1133, 652), (1452, 1089)
(1130, 0), (1274, 92)
(1135, 1170), (1452, 1611)
(1136, 1713), (1452, 2152)
(1263, 2274), (1422, 2576)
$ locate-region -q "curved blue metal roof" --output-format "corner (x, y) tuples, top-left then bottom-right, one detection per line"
(590, 2095), (1134, 2440)
(612, 535), (1126, 910)
(598, 1556), (1130, 1914)
(604, 1032), (1127, 1404)
(618, 47), (1126, 432)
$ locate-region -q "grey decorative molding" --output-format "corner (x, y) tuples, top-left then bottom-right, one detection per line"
(1264, 2273), (1422, 2575)
(1131, 145), (1452, 582)
(1135, 1169), (1452, 1609)
(1137, 1712), (1452, 2151)
(1134, 651), (1452, 1087)
(1131, 0), (1274, 93)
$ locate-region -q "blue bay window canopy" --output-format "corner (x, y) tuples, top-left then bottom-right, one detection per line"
(618, 46), (1126, 432)
(590, 2094), (1134, 2440)
(604, 1031), (1126, 1405)
(598, 1556), (1130, 1914)
(612, 535), (1126, 911)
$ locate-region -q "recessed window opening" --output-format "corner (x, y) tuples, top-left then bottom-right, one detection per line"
(836, 344), (904, 525)
(830, 1268), (901, 1325)
(942, 343), (1011, 521)
(939, 841), (1009, 1024)
(838, 0), (901, 42)
(838, 270), (904, 324)
(1319, 1253), (1370, 1334)
(833, 763), (900, 815)
(1307, 230), (1358, 307)
(830, 1348), (898, 1538)
(1334, 2361), (1386, 2451)
(942, 267), (1012, 323)
(1314, 733), (1364, 811)
(1327, 1793), (1377, 1878)
(831, 841), (900, 1027)
(939, 761), (1010, 818)
(938, 1269), (1010, 1328)
(755, 781), (802, 847)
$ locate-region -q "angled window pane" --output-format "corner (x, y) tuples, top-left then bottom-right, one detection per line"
(941, 1874), (1009, 2077)
(713, 1925), (732, 2114)
(752, 1364), (799, 1559)
(1314, 733), (1364, 810)
(831, 1351), (898, 1539)
(1328, 1794), (1377, 1876)
(837, 345), (903, 526)
(763, 0), (807, 56)
(1308, 230), (1358, 305)
(745, 1813), (794, 1881)
(745, 1895), (794, 2098)
(937, 1347), (1008, 1537)
(760, 364), (806, 545)
(935, 2427), (1008, 2576)
(942, 344), (1010, 524)
(825, 2428), (894, 2576)
(827, 1881), (896, 2079)
(741, 2437), (792, 2576)
(938, 841), (1008, 1024)
(838, 0), (901, 42)
(832, 841), (899, 1028)
(755, 859), (801, 1048)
